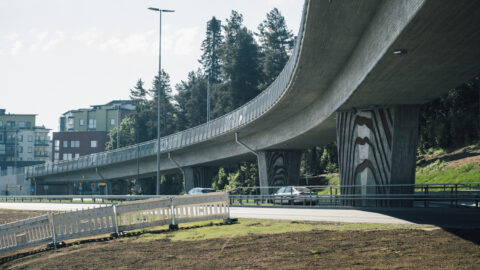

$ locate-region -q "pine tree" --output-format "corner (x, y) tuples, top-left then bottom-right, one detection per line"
(129, 79), (147, 103)
(199, 17), (223, 84)
(212, 10), (262, 117)
(257, 8), (294, 89)
(148, 70), (178, 137)
(175, 70), (208, 129)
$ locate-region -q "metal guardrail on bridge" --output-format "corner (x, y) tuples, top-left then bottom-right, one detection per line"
(0, 192), (230, 255)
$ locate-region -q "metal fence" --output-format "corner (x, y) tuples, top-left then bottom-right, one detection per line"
(24, 1), (309, 179)
(0, 192), (230, 255)
(229, 183), (480, 208)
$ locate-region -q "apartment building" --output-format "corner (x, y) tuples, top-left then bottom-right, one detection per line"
(52, 100), (134, 161)
(0, 109), (51, 170)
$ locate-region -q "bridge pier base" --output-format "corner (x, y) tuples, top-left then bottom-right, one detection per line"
(258, 150), (301, 195)
(184, 167), (215, 193)
(336, 105), (420, 207)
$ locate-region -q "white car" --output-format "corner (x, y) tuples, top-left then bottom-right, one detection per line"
(187, 188), (216, 195)
(272, 186), (317, 205)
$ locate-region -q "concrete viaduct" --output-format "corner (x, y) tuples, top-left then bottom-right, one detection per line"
(25, 0), (480, 197)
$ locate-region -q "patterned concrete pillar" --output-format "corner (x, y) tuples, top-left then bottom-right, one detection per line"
(184, 167), (214, 193)
(258, 150), (302, 195)
(336, 105), (419, 206)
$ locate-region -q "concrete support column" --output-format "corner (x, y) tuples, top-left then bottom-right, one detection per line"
(258, 150), (301, 195)
(184, 167), (214, 193)
(336, 105), (420, 206)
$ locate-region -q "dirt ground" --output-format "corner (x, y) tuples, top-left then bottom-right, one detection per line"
(2, 228), (480, 269)
(0, 209), (48, 224)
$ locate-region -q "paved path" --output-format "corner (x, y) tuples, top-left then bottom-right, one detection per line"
(0, 202), (109, 211)
(1, 203), (478, 227)
(231, 207), (480, 228)
(230, 207), (414, 225)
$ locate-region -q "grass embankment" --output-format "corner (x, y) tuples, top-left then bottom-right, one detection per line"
(132, 219), (423, 243)
(317, 145), (480, 187)
(4, 218), (479, 269)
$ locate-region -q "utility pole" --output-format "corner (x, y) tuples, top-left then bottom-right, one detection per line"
(148, 7), (175, 195)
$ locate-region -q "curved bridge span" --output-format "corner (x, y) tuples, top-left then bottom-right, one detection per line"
(26, 0), (480, 196)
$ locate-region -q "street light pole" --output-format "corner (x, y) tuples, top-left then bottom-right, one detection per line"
(148, 7), (174, 195)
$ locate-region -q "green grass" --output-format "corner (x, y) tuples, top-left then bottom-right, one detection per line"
(134, 219), (427, 243)
(317, 161), (480, 187)
(415, 162), (480, 184)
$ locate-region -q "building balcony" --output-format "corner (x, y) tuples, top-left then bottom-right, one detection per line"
(35, 140), (50, 146)
(35, 152), (50, 157)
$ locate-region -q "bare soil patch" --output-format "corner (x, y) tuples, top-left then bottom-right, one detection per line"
(417, 145), (480, 167)
(2, 228), (480, 269)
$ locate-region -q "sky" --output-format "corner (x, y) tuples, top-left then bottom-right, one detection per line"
(0, 0), (303, 133)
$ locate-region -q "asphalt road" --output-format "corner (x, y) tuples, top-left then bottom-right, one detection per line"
(0, 202), (108, 211)
(230, 207), (414, 224)
(1, 203), (478, 227)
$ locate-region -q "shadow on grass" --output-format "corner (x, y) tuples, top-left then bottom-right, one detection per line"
(363, 207), (480, 245)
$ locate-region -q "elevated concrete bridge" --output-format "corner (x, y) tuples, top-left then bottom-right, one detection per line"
(25, 0), (480, 196)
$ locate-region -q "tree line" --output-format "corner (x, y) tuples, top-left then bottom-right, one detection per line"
(105, 8), (295, 194)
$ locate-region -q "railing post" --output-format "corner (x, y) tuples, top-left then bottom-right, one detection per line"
(112, 205), (119, 235)
(49, 212), (57, 247)
(455, 184), (458, 207)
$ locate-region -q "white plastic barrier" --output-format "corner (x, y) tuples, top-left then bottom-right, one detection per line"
(0, 192), (230, 255)
(115, 197), (172, 231)
(0, 214), (52, 254)
(172, 193), (229, 224)
(51, 206), (116, 242)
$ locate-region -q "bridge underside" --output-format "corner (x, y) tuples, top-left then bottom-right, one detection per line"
(30, 0), (480, 198)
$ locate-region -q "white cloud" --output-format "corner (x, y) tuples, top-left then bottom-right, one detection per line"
(10, 40), (23, 56)
(41, 31), (64, 52)
(162, 25), (200, 57)
(74, 28), (98, 46)
(28, 31), (48, 54)
(99, 30), (156, 55)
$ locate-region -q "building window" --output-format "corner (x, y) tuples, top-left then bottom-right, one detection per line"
(88, 119), (96, 129)
(71, 140), (80, 148)
(110, 119), (115, 125)
(18, 135), (23, 142)
(62, 153), (72, 160)
(91, 140), (98, 148)
(18, 121), (25, 128)
(54, 152), (59, 160)
(0, 120), (2, 127)
(18, 146), (23, 153)
(54, 140), (60, 151)
(6, 121), (15, 128)
(68, 118), (74, 125)
(0, 134), (3, 142)
(63, 140), (68, 148)
(79, 119), (84, 126)
(26, 122), (31, 128)
(28, 135), (33, 142)
(74, 153), (80, 159)
(28, 146), (32, 153)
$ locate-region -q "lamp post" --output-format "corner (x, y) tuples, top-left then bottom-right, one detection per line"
(148, 7), (174, 195)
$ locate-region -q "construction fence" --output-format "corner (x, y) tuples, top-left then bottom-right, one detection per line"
(0, 192), (229, 255)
